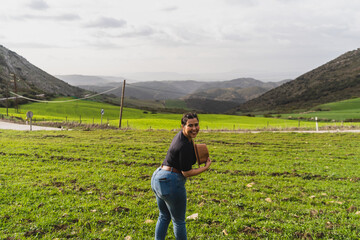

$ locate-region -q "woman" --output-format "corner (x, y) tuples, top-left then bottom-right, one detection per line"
(151, 112), (212, 240)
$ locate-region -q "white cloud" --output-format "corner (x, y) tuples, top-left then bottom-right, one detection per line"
(6, 42), (58, 49)
(84, 17), (127, 29)
(224, 0), (259, 7)
(14, 13), (80, 21)
(0, 0), (359, 80)
(161, 6), (179, 12)
(27, 0), (49, 10)
(112, 26), (156, 38)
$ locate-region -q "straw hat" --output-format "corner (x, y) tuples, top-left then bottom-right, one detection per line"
(194, 144), (209, 165)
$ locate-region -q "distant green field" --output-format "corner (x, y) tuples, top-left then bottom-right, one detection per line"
(281, 98), (360, 121)
(164, 99), (188, 109)
(1, 98), (359, 130)
(125, 98), (165, 109)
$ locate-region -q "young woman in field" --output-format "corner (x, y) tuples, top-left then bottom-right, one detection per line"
(151, 112), (212, 240)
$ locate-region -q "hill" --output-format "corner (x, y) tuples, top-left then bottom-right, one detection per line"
(0, 45), (84, 106)
(75, 78), (288, 113)
(186, 86), (264, 103)
(235, 48), (360, 114)
(181, 86), (268, 113)
(77, 80), (204, 100)
(75, 78), (287, 101)
(280, 97), (360, 121)
(182, 79), (288, 113)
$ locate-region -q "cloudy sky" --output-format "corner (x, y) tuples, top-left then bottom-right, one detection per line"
(1, 0), (360, 81)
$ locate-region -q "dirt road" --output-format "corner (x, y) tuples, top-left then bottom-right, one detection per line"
(0, 120), (61, 131)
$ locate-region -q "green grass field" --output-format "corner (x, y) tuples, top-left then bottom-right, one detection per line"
(125, 98), (165, 110)
(164, 99), (188, 109)
(281, 98), (360, 121)
(2, 98), (359, 130)
(0, 129), (359, 239)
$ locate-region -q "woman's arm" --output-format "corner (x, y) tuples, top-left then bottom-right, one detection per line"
(182, 158), (212, 178)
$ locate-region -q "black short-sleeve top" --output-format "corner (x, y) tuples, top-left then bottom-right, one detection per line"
(162, 131), (197, 171)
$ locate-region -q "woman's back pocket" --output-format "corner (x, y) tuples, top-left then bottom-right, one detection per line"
(157, 178), (171, 196)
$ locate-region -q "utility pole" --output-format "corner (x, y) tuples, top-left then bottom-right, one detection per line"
(13, 74), (18, 113)
(5, 79), (9, 116)
(10, 73), (18, 113)
(119, 79), (126, 128)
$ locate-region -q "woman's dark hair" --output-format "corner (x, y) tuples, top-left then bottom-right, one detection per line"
(181, 112), (199, 126)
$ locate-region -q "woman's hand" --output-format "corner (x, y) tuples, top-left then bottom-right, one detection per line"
(182, 158), (212, 178)
(205, 158), (212, 169)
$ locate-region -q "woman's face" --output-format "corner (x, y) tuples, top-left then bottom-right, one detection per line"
(182, 118), (200, 140)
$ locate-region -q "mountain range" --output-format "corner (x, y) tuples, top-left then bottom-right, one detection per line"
(57, 77), (288, 113)
(234, 48), (360, 114)
(58, 71), (287, 82)
(1, 44), (360, 115)
(70, 78), (288, 100)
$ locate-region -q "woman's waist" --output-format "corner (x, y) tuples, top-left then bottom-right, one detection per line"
(154, 166), (186, 182)
(161, 165), (182, 174)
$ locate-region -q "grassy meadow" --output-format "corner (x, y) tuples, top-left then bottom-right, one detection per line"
(281, 97), (360, 121)
(0, 129), (360, 239)
(1, 98), (359, 130)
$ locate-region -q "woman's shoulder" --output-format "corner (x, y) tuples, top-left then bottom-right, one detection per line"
(171, 131), (191, 149)
(172, 131), (185, 142)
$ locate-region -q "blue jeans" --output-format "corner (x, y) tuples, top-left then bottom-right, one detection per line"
(151, 167), (187, 240)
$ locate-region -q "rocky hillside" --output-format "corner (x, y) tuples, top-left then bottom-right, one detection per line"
(235, 48), (360, 114)
(0, 45), (84, 102)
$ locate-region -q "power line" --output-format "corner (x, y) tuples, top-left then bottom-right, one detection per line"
(8, 85), (122, 103)
(4, 81), (191, 104)
(0, 96), (16, 101)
